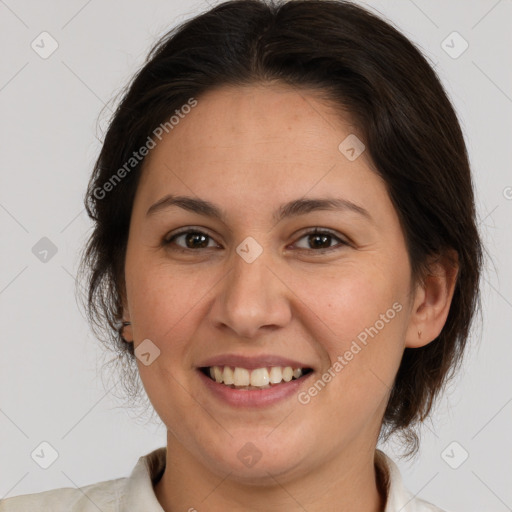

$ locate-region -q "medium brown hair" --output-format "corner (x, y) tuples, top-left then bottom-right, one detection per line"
(77, 0), (483, 456)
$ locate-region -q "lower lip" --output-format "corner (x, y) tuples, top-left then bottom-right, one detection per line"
(197, 369), (314, 408)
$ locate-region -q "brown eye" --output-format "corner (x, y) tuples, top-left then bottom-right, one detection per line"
(293, 229), (348, 252)
(164, 229), (220, 250)
(163, 227), (347, 254)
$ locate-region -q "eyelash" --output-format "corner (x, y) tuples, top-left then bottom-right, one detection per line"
(162, 227), (349, 254)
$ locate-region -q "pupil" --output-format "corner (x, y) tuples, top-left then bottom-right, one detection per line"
(186, 232), (208, 248)
(309, 234), (330, 249)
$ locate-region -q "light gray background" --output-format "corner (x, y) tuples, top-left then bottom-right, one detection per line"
(1, 0), (511, 510)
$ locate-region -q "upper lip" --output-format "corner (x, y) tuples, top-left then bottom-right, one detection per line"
(197, 354), (312, 370)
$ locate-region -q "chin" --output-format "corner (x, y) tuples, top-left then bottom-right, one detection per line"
(197, 435), (309, 484)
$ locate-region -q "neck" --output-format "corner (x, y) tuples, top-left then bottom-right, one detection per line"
(154, 435), (386, 512)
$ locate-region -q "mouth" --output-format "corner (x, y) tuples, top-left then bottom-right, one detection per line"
(199, 365), (314, 391)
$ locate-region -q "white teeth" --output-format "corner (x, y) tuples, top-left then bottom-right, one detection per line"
(282, 367), (293, 382)
(250, 368), (270, 387)
(207, 365), (305, 389)
(233, 367), (250, 386)
(223, 366), (234, 385)
(213, 366), (223, 382)
(269, 366), (283, 384)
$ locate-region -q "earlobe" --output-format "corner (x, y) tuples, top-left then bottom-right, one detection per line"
(118, 281), (133, 343)
(120, 293), (134, 343)
(405, 250), (459, 349)
(121, 320), (133, 343)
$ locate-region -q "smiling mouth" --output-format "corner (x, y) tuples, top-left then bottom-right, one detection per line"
(199, 365), (313, 390)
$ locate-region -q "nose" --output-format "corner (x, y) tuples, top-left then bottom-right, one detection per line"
(208, 247), (292, 339)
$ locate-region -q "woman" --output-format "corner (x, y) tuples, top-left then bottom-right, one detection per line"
(0, 0), (482, 510)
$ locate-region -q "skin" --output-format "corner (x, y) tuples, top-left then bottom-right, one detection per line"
(121, 83), (458, 512)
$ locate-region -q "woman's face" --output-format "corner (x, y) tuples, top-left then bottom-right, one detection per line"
(123, 84), (420, 483)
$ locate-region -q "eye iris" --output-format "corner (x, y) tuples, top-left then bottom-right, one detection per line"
(186, 232), (209, 249)
(309, 233), (331, 249)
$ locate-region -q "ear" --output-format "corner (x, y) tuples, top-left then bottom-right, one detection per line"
(405, 249), (459, 348)
(120, 287), (134, 343)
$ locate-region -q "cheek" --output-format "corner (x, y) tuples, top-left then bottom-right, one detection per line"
(299, 260), (408, 393)
(124, 268), (204, 411)
(126, 258), (209, 341)
(296, 275), (407, 441)
(303, 262), (405, 341)
(127, 264), (206, 409)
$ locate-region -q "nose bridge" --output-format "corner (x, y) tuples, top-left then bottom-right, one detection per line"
(211, 240), (291, 338)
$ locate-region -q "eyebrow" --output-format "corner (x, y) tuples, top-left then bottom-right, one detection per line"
(146, 194), (373, 224)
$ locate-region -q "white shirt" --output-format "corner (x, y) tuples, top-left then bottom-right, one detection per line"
(0, 448), (448, 511)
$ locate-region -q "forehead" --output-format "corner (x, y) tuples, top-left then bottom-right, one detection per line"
(138, 83), (378, 194)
